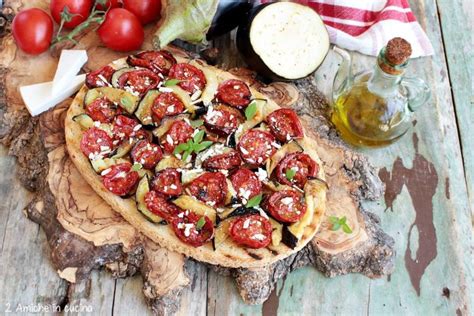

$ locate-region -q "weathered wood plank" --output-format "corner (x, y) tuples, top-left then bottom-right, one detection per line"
(0, 146), (68, 314)
(436, 0), (474, 213)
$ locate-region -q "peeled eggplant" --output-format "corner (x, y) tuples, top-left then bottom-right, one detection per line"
(236, 2), (330, 81)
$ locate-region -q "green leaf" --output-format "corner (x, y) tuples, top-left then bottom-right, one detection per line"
(164, 79), (181, 87)
(340, 216), (347, 224)
(173, 143), (189, 155)
(285, 168), (297, 181)
(342, 223), (353, 234)
(245, 100), (258, 121)
(246, 194), (263, 208)
(194, 141), (213, 153)
(196, 216), (206, 230)
(331, 222), (341, 231)
(193, 130), (205, 143)
(120, 97), (132, 108)
(190, 119), (204, 128)
(182, 149), (191, 162)
(132, 163), (143, 171)
(328, 216), (339, 224)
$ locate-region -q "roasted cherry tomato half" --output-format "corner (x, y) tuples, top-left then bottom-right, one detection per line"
(80, 127), (114, 158)
(263, 190), (306, 223)
(186, 172), (228, 207)
(131, 140), (163, 169)
(266, 108), (304, 142)
(144, 190), (182, 221)
(171, 211), (214, 247)
(127, 50), (177, 75)
(168, 63), (207, 94)
(161, 120), (194, 154)
(230, 168), (262, 201)
(229, 214), (272, 248)
(85, 65), (115, 89)
(216, 79), (252, 109)
(85, 97), (117, 123)
(202, 149), (242, 171)
(102, 162), (139, 196)
(237, 129), (276, 166)
(275, 152), (318, 189)
(116, 68), (161, 96)
(204, 104), (244, 136)
(151, 92), (186, 123)
(151, 168), (183, 197)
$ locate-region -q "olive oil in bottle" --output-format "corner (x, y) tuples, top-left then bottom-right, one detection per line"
(331, 38), (430, 148)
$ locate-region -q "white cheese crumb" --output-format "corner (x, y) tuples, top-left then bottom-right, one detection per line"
(255, 168), (268, 181)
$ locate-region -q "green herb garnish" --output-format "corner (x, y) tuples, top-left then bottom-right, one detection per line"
(245, 100), (258, 120)
(190, 119), (204, 128)
(329, 216), (352, 234)
(132, 163), (143, 171)
(246, 194), (263, 208)
(173, 130), (213, 161)
(196, 216), (206, 230)
(285, 168), (297, 181)
(164, 79), (181, 87)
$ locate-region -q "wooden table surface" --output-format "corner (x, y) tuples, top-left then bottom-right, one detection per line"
(1, 0), (472, 315)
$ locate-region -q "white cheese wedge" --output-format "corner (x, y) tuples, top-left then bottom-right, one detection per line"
(20, 74), (85, 116)
(52, 50), (88, 96)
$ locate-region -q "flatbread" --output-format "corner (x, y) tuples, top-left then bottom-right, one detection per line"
(65, 48), (326, 268)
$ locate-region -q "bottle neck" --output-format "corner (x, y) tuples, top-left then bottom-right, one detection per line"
(367, 48), (407, 96)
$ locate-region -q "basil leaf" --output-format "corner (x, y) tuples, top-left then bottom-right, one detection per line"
(173, 143), (189, 154)
(246, 193), (262, 208)
(342, 223), (353, 234)
(164, 79), (181, 87)
(328, 216), (339, 224)
(193, 130), (205, 143)
(182, 149), (191, 161)
(245, 100), (258, 121)
(194, 141), (213, 153)
(190, 119), (204, 128)
(196, 216), (206, 230)
(331, 222), (341, 231)
(131, 163), (143, 171)
(285, 168), (297, 181)
(340, 216), (347, 224)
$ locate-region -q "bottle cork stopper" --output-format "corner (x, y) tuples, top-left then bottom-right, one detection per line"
(385, 37), (412, 65)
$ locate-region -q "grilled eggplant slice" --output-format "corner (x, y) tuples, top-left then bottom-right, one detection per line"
(135, 90), (160, 125)
(136, 175), (163, 223)
(72, 113), (94, 129)
(172, 195), (217, 223)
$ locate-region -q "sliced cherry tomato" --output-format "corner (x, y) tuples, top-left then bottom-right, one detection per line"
(95, 0), (121, 10)
(186, 172), (228, 207)
(122, 0), (161, 25)
(216, 79), (252, 109)
(127, 50), (177, 75)
(161, 120), (194, 154)
(112, 115), (140, 141)
(229, 214), (272, 248)
(117, 68), (161, 96)
(151, 92), (185, 123)
(50, 0), (93, 29)
(85, 65), (115, 88)
(80, 127), (113, 158)
(266, 108), (304, 142)
(237, 129), (276, 166)
(98, 8), (144, 52)
(230, 168), (262, 201)
(202, 149), (242, 171)
(85, 97), (117, 123)
(131, 140), (163, 169)
(144, 190), (182, 221)
(171, 211), (214, 247)
(12, 8), (53, 55)
(151, 168), (183, 197)
(204, 104), (244, 136)
(168, 63), (206, 94)
(102, 162), (139, 196)
(275, 153), (318, 189)
(264, 190), (306, 223)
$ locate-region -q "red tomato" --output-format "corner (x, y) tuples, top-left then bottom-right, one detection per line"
(12, 9), (53, 55)
(97, 8), (144, 52)
(50, 0), (94, 29)
(122, 0), (161, 25)
(96, 0), (122, 10)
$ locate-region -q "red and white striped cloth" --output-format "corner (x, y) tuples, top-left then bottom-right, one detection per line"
(257, 0), (434, 57)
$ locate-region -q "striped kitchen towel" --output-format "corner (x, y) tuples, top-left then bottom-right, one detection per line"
(257, 0), (434, 57)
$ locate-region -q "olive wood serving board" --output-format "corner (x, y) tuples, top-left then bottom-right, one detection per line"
(0, 1), (394, 313)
